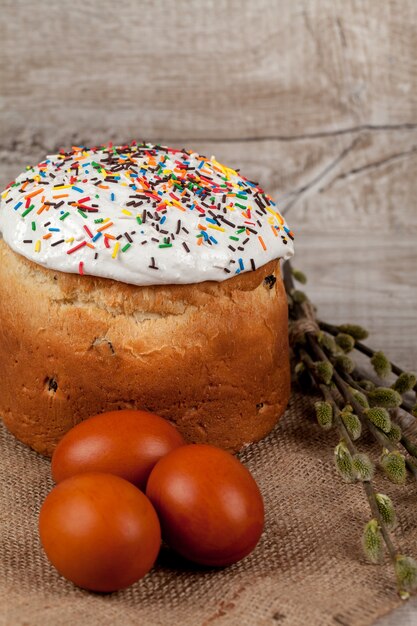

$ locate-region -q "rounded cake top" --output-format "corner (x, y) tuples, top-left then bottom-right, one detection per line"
(0, 142), (294, 286)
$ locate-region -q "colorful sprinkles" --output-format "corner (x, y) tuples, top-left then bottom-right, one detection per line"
(0, 142), (294, 285)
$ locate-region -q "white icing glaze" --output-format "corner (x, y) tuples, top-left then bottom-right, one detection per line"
(0, 143), (294, 286)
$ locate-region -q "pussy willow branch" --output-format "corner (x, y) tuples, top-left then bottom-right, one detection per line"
(319, 319), (417, 390)
(299, 345), (398, 563)
(283, 250), (417, 596)
(316, 345), (417, 475)
(304, 330), (417, 480)
(288, 261), (417, 473)
(348, 367), (414, 414)
(317, 325), (417, 468)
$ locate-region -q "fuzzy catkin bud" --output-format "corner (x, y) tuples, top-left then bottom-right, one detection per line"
(317, 332), (340, 356)
(353, 453), (375, 481)
(368, 388), (402, 409)
(362, 519), (384, 564)
(386, 423), (402, 444)
(335, 354), (355, 374)
(291, 289), (307, 304)
(338, 324), (369, 340)
(335, 333), (355, 353)
(314, 401), (333, 430)
(334, 441), (355, 482)
(351, 389), (369, 409)
(375, 494), (396, 530)
(380, 450), (407, 485)
(365, 407), (392, 433)
(295, 366), (314, 393)
(358, 379), (375, 392)
(392, 372), (417, 395)
(315, 361), (334, 385)
(291, 268), (307, 284)
(341, 411), (362, 440)
(395, 556), (417, 598)
(370, 351), (392, 379)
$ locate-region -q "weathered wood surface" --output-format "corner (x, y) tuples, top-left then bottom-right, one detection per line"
(1, 0), (417, 231)
(1, 0), (417, 623)
(1, 0), (417, 141)
(2, 130), (417, 231)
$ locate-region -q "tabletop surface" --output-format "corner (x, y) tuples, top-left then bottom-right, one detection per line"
(1, 1), (416, 624)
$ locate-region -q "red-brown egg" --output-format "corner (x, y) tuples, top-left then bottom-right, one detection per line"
(51, 409), (185, 489)
(146, 444), (264, 566)
(39, 472), (161, 592)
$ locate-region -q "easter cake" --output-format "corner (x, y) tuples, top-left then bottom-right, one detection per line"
(0, 142), (294, 455)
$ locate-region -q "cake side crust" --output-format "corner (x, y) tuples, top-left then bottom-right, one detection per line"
(0, 239), (290, 454)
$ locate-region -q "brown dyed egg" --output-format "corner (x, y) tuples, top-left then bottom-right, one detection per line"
(146, 444), (264, 566)
(39, 472), (161, 591)
(51, 409), (185, 489)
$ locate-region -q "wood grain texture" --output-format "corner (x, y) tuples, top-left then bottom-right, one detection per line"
(2, 129), (417, 231)
(1, 0), (417, 142)
(297, 230), (417, 371)
(1, 0), (417, 232)
(1, 1), (417, 623)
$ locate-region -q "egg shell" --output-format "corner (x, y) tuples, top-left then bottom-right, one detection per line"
(146, 444), (264, 566)
(51, 409), (185, 489)
(39, 472), (161, 592)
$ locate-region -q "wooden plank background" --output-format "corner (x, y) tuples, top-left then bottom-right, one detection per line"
(1, 0), (416, 623)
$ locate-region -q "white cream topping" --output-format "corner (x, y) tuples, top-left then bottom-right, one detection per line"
(0, 143), (294, 286)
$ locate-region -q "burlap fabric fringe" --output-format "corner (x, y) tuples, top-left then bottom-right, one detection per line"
(1, 393), (416, 626)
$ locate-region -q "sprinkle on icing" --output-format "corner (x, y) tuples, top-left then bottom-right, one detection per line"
(0, 142), (294, 286)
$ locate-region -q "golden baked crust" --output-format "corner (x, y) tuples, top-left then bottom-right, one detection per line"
(0, 238), (290, 455)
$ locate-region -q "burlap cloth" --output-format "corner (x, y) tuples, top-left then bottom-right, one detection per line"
(1, 392), (416, 626)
